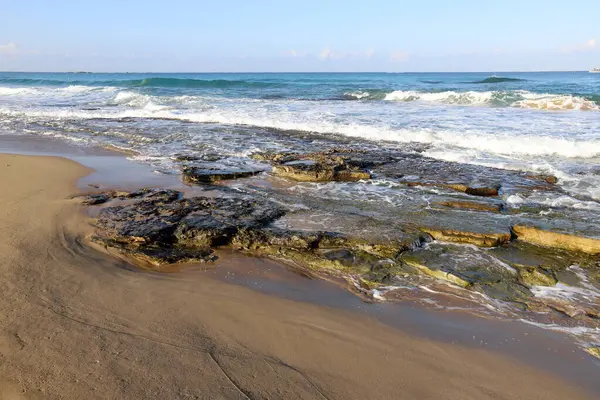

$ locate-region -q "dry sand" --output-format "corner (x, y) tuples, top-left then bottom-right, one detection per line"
(0, 153), (595, 399)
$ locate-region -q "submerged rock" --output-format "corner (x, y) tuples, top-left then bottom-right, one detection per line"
(585, 347), (600, 359)
(399, 242), (536, 303)
(516, 266), (558, 287)
(445, 184), (500, 197)
(402, 257), (470, 288)
(434, 200), (503, 213)
(526, 174), (559, 184)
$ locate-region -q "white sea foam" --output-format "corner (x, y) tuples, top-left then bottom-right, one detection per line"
(0, 85), (116, 97)
(114, 91), (151, 106)
(345, 91), (371, 100)
(520, 319), (600, 339)
(385, 90), (494, 104)
(424, 131), (600, 158)
(3, 104), (600, 160)
(515, 94), (599, 111)
(531, 283), (600, 303)
(383, 89), (600, 111)
(0, 87), (36, 96)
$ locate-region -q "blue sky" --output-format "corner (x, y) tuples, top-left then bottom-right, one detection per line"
(1, 0), (599, 72)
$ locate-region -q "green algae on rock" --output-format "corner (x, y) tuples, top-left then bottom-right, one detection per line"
(516, 265), (558, 287)
(585, 347), (600, 359)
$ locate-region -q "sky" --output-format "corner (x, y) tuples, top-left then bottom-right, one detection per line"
(1, 0), (599, 72)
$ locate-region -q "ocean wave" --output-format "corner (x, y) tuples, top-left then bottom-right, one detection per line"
(5, 106), (600, 159)
(384, 90), (492, 104)
(0, 87), (35, 95)
(381, 90), (600, 110)
(126, 77), (281, 89)
(471, 76), (526, 84)
(342, 90), (388, 100)
(0, 85), (116, 97)
(0, 76), (280, 89)
(514, 94), (599, 111)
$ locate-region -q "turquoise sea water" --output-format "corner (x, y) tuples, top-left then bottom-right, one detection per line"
(2, 71), (600, 199)
(1, 71), (600, 202)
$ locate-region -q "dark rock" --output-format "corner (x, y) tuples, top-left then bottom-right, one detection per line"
(182, 166), (262, 184)
(83, 193), (111, 205)
(251, 151), (299, 164)
(174, 155), (203, 162)
(83, 189), (181, 206)
(175, 154), (223, 163)
(92, 191), (287, 265)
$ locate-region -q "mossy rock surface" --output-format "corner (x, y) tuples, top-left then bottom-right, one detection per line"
(516, 265), (558, 287)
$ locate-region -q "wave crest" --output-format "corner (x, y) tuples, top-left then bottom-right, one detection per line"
(382, 90), (600, 110)
(471, 76), (526, 84)
(128, 77), (278, 89)
(0, 76), (279, 89)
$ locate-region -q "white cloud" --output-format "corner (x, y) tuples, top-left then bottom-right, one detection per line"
(389, 51), (410, 62)
(319, 48), (333, 59)
(0, 42), (18, 55)
(318, 48), (375, 60)
(561, 38), (597, 53)
(286, 49), (307, 58)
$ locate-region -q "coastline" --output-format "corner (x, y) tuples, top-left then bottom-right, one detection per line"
(0, 139), (598, 398)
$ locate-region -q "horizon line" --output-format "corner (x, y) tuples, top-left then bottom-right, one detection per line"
(0, 70), (591, 74)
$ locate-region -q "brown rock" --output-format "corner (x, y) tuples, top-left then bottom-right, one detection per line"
(434, 200), (502, 213)
(527, 174), (559, 184)
(405, 182), (499, 197)
(421, 228), (510, 247)
(512, 225), (600, 255)
(272, 162), (370, 182)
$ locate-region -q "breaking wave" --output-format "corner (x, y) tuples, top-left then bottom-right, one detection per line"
(4, 106), (600, 159)
(381, 90), (600, 110)
(342, 88), (599, 110)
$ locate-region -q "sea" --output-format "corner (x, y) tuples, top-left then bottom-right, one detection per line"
(1, 71), (600, 350)
(1, 71), (599, 201)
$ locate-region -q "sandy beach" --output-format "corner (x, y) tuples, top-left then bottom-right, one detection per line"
(0, 152), (596, 399)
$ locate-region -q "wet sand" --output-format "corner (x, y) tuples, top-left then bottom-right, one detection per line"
(0, 143), (597, 398)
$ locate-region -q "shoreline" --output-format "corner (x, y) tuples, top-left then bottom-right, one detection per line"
(0, 135), (598, 398)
